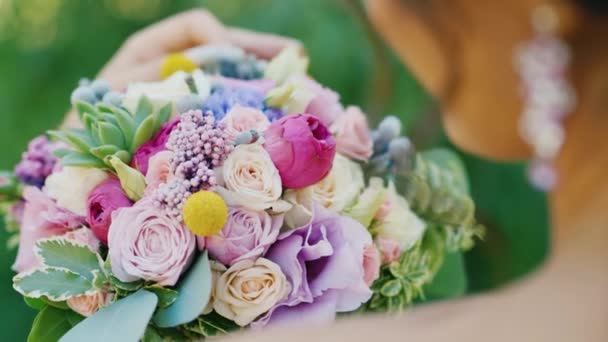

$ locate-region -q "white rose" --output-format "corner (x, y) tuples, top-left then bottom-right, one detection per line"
(216, 143), (291, 213)
(284, 154), (364, 228)
(372, 182), (426, 251)
(122, 70), (210, 114)
(45, 167), (109, 216)
(213, 258), (290, 326)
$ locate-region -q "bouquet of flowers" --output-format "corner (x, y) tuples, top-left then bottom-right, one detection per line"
(0, 45), (483, 341)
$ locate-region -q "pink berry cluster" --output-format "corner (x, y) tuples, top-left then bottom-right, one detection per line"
(154, 110), (233, 220)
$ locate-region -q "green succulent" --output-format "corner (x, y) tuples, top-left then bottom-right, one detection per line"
(395, 149), (485, 251)
(48, 96), (171, 171)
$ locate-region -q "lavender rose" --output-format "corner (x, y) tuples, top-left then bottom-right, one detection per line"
(108, 199), (196, 286)
(86, 177), (133, 245)
(205, 207), (283, 266)
(252, 205), (373, 328)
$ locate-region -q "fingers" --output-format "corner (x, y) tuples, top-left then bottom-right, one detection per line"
(103, 9), (227, 72)
(226, 27), (303, 59)
(100, 56), (165, 90)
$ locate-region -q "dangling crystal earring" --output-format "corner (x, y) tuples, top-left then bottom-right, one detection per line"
(516, 4), (576, 191)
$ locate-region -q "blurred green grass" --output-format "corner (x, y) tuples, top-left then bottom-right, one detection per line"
(0, 0), (548, 339)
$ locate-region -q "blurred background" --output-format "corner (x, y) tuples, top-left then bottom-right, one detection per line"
(0, 0), (548, 339)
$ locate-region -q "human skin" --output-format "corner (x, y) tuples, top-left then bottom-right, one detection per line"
(67, 4), (608, 341)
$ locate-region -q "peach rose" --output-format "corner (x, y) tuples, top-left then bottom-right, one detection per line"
(67, 291), (115, 317)
(331, 106), (373, 162)
(145, 151), (174, 194)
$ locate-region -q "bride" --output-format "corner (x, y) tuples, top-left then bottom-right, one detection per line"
(86, 1), (608, 340)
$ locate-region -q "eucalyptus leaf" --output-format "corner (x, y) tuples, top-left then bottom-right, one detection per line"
(13, 268), (96, 302)
(154, 252), (212, 328)
(59, 289), (158, 342)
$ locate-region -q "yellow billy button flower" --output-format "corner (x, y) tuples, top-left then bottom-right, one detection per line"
(160, 53), (197, 79)
(183, 191), (228, 236)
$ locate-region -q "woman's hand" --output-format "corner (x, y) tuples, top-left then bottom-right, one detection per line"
(63, 9), (300, 127)
(98, 9), (300, 89)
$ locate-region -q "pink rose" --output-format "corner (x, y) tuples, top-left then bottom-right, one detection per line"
(362, 244), (381, 286)
(145, 151), (174, 194)
(86, 178), (133, 245)
(205, 207), (283, 266)
(332, 106), (373, 162)
(263, 114), (336, 189)
(13, 187), (84, 272)
(220, 105), (271, 142)
(108, 199), (196, 286)
(376, 237), (402, 264)
(300, 77), (343, 126)
(62, 227), (100, 252)
(131, 118), (179, 175)
(67, 291), (114, 317)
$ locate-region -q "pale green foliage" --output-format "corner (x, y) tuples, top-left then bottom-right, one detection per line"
(48, 97), (171, 171)
(13, 238), (104, 301)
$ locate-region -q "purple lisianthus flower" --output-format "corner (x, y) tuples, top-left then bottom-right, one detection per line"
(14, 135), (60, 187)
(131, 118), (179, 175)
(252, 204), (373, 329)
(203, 84), (283, 122)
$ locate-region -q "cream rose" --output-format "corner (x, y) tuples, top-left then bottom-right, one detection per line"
(216, 143), (291, 213)
(123, 70), (210, 114)
(213, 258), (290, 326)
(221, 105), (270, 142)
(67, 291), (114, 317)
(45, 167), (109, 216)
(284, 154), (364, 228)
(372, 182), (426, 251)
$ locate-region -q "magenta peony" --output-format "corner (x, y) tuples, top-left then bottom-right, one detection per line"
(263, 114), (336, 189)
(206, 207), (283, 266)
(86, 177), (133, 245)
(13, 187), (84, 272)
(107, 199), (196, 286)
(131, 118), (179, 175)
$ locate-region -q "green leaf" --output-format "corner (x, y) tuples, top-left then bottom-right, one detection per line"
(61, 152), (105, 168)
(134, 96), (154, 125)
(24, 297), (47, 310)
(35, 238), (103, 282)
(142, 326), (164, 342)
(59, 289), (158, 342)
(90, 145), (120, 160)
(154, 252), (212, 328)
(111, 107), (136, 144)
(131, 115), (155, 152)
(52, 148), (72, 158)
(380, 279), (403, 297)
(423, 252), (467, 301)
(13, 268), (96, 301)
(75, 101), (98, 121)
(109, 276), (143, 292)
(153, 103), (171, 132)
(27, 306), (74, 342)
(97, 122), (125, 148)
(144, 286), (178, 308)
(183, 312), (239, 338)
(420, 149), (469, 195)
